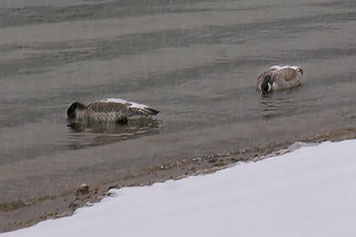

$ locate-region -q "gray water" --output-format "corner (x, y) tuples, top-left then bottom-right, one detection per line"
(1, 0), (356, 204)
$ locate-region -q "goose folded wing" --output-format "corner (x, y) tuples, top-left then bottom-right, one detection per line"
(88, 101), (159, 117)
(272, 68), (298, 82)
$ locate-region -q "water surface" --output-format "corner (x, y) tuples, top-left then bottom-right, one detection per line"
(1, 0), (356, 203)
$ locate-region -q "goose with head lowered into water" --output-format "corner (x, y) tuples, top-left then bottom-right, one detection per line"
(256, 65), (304, 94)
(67, 98), (159, 124)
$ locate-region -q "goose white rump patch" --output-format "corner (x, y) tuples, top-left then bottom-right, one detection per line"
(270, 65), (299, 70)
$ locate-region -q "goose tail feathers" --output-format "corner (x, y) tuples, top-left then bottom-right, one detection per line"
(129, 103), (160, 116)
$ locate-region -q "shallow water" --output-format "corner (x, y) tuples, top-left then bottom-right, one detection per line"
(1, 0), (356, 203)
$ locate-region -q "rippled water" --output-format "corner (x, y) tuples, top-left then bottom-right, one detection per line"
(1, 0), (356, 203)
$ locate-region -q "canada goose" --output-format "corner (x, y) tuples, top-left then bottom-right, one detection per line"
(67, 98), (159, 124)
(256, 65), (303, 94)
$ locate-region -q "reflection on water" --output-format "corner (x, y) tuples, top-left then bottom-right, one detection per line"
(259, 87), (303, 120)
(67, 118), (160, 149)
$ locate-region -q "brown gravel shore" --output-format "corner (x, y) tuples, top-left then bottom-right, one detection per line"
(2, 127), (356, 233)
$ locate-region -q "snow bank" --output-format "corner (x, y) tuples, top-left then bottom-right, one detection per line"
(4, 140), (356, 237)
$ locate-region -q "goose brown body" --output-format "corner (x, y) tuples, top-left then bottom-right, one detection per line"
(67, 99), (159, 123)
(257, 65), (303, 93)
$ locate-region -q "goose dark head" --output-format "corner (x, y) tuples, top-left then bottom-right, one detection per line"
(67, 102), (87, 121)
(260, 75), (273, 94)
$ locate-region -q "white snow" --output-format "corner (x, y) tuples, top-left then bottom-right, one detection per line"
(101, 98), (149, 110)
(4, 139), (356, 237)
(270, 65), (299, 70)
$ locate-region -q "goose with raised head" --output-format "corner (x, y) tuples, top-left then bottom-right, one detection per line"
(257, 65), (304, 94)
(67, 98), (159, 124)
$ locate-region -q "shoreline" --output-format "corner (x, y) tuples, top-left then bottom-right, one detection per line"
(2, 127), (356, 233)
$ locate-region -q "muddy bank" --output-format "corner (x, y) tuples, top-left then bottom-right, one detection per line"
(2, 127), (356, 233)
